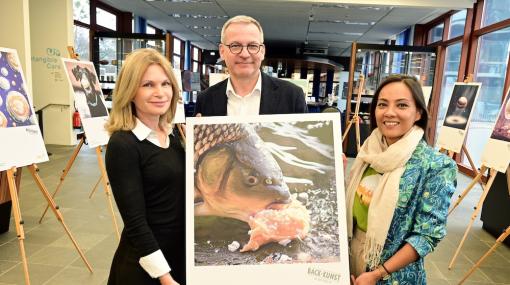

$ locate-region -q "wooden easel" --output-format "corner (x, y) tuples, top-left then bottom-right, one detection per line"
(38, 46), (120, 240)
(5, 165), (93, 285)
(458, 226), (510, 284)
(342, 74), (365, 152)
(448, 165), (499, 269)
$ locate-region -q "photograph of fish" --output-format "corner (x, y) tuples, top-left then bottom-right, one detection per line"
(191, 115), (345, 267)
(0, 50), (36, 128)
(443, 83), (480, 130)
(490, 92), (510, 142)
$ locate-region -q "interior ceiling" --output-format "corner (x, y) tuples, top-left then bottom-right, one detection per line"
(101, 0), (473, 56)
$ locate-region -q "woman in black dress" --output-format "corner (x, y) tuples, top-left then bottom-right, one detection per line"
(105, 48), (184, 285)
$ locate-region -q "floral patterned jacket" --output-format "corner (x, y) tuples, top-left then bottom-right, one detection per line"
(377, 140), (457, 285)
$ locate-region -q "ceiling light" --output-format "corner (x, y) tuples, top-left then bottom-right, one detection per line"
(170, 13), (227, 19)
(343, 32), (363, 36)
(147, 0), (213, 3)
(313, 19), (375, 26)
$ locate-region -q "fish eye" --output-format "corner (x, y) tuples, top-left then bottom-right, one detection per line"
(245, 175), (259, 186)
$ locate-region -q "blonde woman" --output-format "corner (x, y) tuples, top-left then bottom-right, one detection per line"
(105, 48), (184, 285)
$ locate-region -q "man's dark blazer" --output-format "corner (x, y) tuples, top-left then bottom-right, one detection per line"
(194, 72), (307, 116)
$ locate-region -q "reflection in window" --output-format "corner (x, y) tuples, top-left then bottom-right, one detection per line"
(73, 0), (90, 24)
(96, 7), (117, 31)
(449, 10), (466, 39)
(435, 43), (462, 145)
(464, 27), (510, 166)
(482, 0), (510, 27)
(428, 23), (444, 44)
(74, 25), (90, 61)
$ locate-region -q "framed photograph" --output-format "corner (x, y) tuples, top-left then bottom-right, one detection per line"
(437, 82), (481, 153)
(481, 90), (510, 173)
(186, 113), (350, 285)
(0, 47), (48, 171)
(61, 58), (109, 148)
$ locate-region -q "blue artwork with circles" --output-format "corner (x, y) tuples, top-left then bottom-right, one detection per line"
(0, 51), (35, 128)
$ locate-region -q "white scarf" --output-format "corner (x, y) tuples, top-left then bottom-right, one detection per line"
(346, 125), (424, 270)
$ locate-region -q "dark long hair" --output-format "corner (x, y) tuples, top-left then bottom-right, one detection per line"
(369, 74), (429, 132)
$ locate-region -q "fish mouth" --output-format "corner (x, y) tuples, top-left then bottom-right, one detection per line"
(265, 198), (292, 210)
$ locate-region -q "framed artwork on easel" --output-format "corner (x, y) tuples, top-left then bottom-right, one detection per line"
(61, 58), (109, 148)
(436, 82), (481, 153)
(0, 47), (48, 171)
(481, 89), (510, 172)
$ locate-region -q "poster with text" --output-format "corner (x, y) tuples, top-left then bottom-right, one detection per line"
(186, 113), (349, 285)
(172, 68), (185, 124)
(481, 90), (510, 172)
(437, 82), (481, 153)
(62, 58), (109, 148)
(0, 47), (48, 171)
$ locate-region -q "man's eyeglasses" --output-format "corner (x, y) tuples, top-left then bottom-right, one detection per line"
(224, 43), (264, 54)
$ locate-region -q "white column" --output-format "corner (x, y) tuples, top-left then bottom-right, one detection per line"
(29, 0), (74, 145)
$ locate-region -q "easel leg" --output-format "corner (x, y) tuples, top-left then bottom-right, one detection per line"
(462, 145), (484, 189)
(88, 176), (102, 199)
(39, 137), (84, 223)
(6, 168), (31, 285)
(458, 226), (510, 284)
(342, 119), (354, 142)
(449, 166), (487, 215)
(448, 169), (497, 269)
(27, 165), (93, 273)
(354, 116), (361, 152)
(95, 146), (121, 240)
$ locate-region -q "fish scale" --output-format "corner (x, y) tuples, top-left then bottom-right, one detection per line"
(194, 123), (249, 163)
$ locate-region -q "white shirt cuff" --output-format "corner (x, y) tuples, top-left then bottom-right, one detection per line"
(139, 250), (171, 278)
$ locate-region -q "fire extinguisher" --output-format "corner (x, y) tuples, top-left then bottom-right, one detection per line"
(73, 104), (81, 129)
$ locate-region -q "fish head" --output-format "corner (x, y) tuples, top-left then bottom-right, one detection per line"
(195, 138), (291, 222)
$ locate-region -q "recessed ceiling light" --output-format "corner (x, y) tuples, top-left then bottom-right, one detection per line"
(343, 32), (363, 36)
(150, 0), (213, 3)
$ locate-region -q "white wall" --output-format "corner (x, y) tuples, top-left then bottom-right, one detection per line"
(29, 0), (74, 145)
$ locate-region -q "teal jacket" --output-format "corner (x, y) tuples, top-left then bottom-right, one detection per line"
(377, 140), (457, 285)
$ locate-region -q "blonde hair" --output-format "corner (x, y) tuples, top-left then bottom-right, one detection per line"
(220, 15), (264, 44)
(105, 48), (179, 135)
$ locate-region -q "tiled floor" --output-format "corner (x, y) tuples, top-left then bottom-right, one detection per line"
(0, 145), (509, 284)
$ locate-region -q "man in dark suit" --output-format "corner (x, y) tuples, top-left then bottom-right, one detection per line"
(194, 15), (307, 116)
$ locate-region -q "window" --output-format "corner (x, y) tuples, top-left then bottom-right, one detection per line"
(435, 42), (462, 145)
(73, 0), (90, 24)
(192, 46), (201, 73)
(173, 37), (183, 70)
(74, 25), (90, 60)
(173, 38), (182, 55)
(146, 25), (156, 35)
(428, 23), (444, 44)
(482, 0), (510, 27)
(96, 7), (117, 31)
(173, 55), (181, 70)
(449, 10), (467, 39)
(464, 27), (510, 167)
